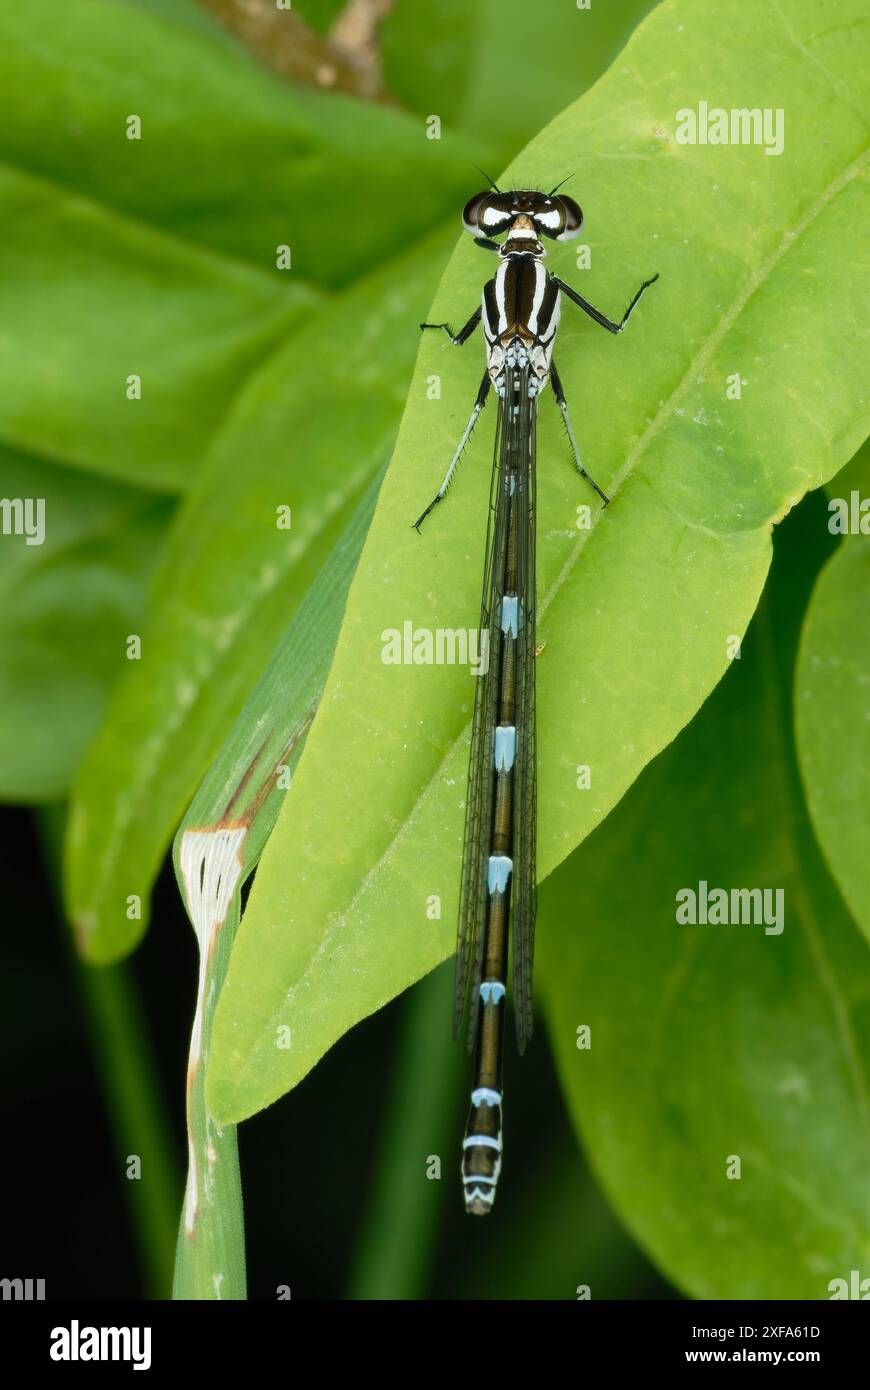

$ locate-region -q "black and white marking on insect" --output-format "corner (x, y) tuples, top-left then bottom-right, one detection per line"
(414, 181), (658, 1215)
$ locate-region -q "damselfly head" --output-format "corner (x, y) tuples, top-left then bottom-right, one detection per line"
(462, 188), (583, 243)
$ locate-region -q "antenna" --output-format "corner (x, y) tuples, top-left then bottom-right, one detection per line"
(474, 164), (502, 193)
(549, 173), (575, 195)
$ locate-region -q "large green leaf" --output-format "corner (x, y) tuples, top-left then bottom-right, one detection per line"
(1, 0), (487, 844)
(0, 1), (477, 283)
(380, 0), (481, 133)
(66, 227), (453, 963)
(0, 0), (480, 492)
(796, 536), (870, 941)
(824, 438), (870, 503)
(0, 448), (171, 801)
(207, 0), (870, 1123)
(0, 166), (316, 490)
(541, 495), (870, 1299)
(382, 0), (657, 159)
(122, 0), (237, 46)
(169, 470), (385, 1300)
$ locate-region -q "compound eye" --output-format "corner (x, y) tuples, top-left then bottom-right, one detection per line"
(462, 191), (514, 237)
(534, 201), (564, 236)
(462, 190), (491, 235)
(554, 194), (583, 240)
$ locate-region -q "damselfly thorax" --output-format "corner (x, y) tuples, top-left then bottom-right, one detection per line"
(414, 184), (658, 1214)
(484, 252), (560, 399)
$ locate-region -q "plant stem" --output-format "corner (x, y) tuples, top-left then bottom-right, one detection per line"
(37, 804), (181, 1298)
(348, 961), (465, 1299)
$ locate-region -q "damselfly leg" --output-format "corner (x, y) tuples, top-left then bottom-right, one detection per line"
(552, 272), (659, 335)
(419, 305), (482, 346)
(412, 310), (489, 531)
(548, 359), (609, 506)
(412, 372), (490, 532)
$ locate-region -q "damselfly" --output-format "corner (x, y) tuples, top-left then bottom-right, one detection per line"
(414, 183), (657, 1215)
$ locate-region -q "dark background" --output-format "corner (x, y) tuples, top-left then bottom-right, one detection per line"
(1, 804), (675, 1300)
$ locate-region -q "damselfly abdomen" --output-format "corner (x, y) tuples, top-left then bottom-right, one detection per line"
(414, 185), (657, 1214)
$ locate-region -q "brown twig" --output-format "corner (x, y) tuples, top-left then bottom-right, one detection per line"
(198, 0), (395, 102)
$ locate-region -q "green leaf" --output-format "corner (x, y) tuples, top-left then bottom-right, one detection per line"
(66, 226), (453, 963)
(824, 433), (870, 502)
(541, 495), (870, 1299)
(294, 1), (347, 35)
(382, 0), (657, 159)
(168, 472), (384, 1298)
(0, 1), (478, 282)
(380, 0), (480, 132)
(0, 448), (171, 802)
(0, 0), (483, 490)
(207, 0), (870, 1124)
(120, 0), (238, 47)
(0, 166), (317, 490)
(173, 464), (384, 881)
(796, 528), (870, 940)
